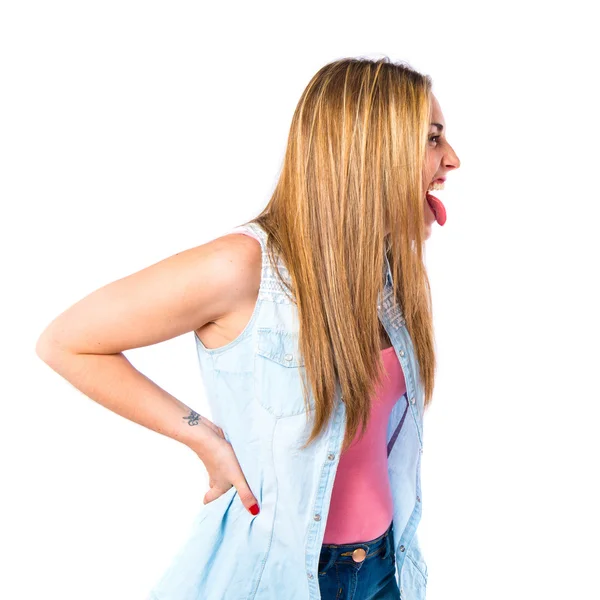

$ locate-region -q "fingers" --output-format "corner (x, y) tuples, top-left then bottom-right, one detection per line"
(202, 482), (259, 516)
(203, 484), (232, 505)
(233, 479), (260, 516)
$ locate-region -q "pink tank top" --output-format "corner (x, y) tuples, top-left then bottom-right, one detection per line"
(228, 227), (407, 544)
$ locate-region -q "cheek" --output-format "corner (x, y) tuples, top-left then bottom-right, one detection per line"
(423, 155), (437, 187)
(427, 156), (438, 177)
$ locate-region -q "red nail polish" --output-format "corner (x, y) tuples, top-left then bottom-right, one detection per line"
(249, 503), (260, 515)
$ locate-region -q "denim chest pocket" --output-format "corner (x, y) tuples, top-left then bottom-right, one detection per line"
(254, 328), (314, 417)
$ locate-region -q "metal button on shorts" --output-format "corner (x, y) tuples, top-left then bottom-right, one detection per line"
(351, 548), (367, 562)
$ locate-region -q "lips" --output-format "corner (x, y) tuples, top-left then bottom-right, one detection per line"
(426, 192), (447, 226)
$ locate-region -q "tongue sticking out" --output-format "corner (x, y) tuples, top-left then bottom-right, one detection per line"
(426, 192), (447, 226)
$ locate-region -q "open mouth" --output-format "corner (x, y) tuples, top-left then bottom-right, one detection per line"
(425, 180), (447, 226)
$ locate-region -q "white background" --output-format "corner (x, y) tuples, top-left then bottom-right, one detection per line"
(2, 1), (599, 599)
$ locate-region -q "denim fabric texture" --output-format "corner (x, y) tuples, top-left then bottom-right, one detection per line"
(318, 520), (400, 599)
(148, 222), (428, 600)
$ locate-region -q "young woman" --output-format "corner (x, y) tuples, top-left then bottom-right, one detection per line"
(36, 57), (460, 600)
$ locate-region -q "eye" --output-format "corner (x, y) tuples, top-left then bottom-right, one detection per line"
(428, 135), (440, 145)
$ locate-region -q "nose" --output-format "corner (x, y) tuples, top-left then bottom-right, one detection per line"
(445, 144), (461, 171)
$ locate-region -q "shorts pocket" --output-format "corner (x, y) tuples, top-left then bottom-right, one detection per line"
(254, 328), (314, 417)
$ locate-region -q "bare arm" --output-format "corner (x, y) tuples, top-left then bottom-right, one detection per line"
(36, 351), (213, 451)
(35, 233), (261, 457)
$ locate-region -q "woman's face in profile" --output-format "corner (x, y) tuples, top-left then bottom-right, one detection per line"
(422, 93), (461, 240)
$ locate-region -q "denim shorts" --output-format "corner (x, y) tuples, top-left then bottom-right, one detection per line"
(318, 520), (400, 600)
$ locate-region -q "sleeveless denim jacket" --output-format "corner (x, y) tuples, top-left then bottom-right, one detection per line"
(148, 222), (428, 600)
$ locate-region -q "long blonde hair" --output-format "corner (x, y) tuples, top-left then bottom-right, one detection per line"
(240, 56), (436, 453)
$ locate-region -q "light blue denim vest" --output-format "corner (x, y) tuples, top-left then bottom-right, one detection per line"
(148, 222), (427, 600)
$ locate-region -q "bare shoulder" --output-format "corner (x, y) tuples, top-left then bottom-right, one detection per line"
(193, 232), (263, 348)
(213, 232), (262, 302)
(186, 231), (263, 324)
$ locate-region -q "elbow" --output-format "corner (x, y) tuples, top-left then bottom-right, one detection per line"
(35, 327), (66, 364)
(35, 333), (55, 363)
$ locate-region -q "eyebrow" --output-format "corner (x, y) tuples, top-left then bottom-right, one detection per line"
(431, 122), (444, 131)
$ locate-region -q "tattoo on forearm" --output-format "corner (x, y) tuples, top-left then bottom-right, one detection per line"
(182, 409), (202, 426)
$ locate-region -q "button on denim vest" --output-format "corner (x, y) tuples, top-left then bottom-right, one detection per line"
(148, 222), (428, 600)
